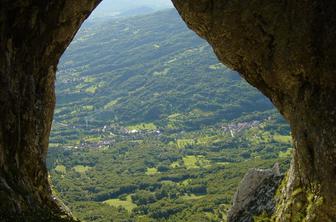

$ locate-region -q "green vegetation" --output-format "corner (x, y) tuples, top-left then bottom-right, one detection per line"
(146, 167), (158, 175)
(85, 85), (98, 94)
(104, 99), (119, 109)
(103, 195), (137, 212)
(73, 165), (93, 173)
(180, 194), (206, 201)
(176, 139), (195, 149)
(48, 9), (292, 222)
(182, 155), (210, 169)
(127, 123), (157, 131)
(55, 165), (66, 174)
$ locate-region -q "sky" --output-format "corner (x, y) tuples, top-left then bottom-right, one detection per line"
(91, 0), (174, 18)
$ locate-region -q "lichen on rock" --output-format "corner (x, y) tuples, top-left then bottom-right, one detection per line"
(1, 0), (336, 221)
(228, 163), (283, 222)
(0, 0), (101, 220)
(172, 0), (336, 220)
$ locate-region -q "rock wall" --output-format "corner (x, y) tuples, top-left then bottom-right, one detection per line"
(1, 0), (336, 221)
(228, 164), (283, 222)
(0, 0), (101, 220)
(171, 0), (336, 221)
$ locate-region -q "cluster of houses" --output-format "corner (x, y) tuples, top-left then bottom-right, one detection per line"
(72, 125), (162, 149)
(55, 117), (272, 149)
(221, 120), (261, 137)
(75, 138), (116, 150)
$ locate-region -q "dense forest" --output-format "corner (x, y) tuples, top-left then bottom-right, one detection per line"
(48, 9), (291, 222)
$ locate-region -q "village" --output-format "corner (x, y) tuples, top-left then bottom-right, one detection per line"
(51, 117), (270, 150)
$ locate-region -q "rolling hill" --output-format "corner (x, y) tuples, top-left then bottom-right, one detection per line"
(52, 9), (274, 145)
(48, 9), (291, 222)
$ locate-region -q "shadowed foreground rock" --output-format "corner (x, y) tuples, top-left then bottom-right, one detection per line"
(171, 0), (336, 221)
(228, 164), (283, 222)
(0, 0), (101, 220)
(1, 0), (336, 221)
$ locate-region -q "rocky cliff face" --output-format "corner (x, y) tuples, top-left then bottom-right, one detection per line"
(171, 0), (336, 221)
(0, 0), (335, 221)
(0, 0), (101, 220)
(228, 164), (282, 222)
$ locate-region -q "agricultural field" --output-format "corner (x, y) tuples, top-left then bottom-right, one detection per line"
(48, 9), (292, 222)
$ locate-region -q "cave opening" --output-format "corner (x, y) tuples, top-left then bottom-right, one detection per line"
(46, 1), (291, 221)
(1, 0), (336, 221)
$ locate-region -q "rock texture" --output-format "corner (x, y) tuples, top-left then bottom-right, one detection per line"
(0, 0), (101, 220)
(172, 0), (336, 221)
(1, 0), (336, 221)
(228, 165), (283, 222)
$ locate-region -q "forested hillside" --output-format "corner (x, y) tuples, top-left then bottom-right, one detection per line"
(48, 9), (291, 221)
(52, 9), (274, 145)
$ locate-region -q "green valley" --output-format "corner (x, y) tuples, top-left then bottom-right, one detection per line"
(48, 9), (291, 222)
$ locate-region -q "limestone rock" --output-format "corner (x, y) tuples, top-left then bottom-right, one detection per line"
(228, 166), (283, 222)
(172, 0), (336, 220)
(1, 0), (336, 221)
(0, 0), (101, 220)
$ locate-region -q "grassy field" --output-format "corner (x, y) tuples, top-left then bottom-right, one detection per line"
(180, 194), (206, 201)
(273, 135), (292, 143)
(103, 195), (137, 212)
(182, 155), (211, 169)
(146, 167), (158, 175)
(55, 165), (66, 174)
(85, 85), (98, 94)
(183, 155), (199, 169)
(73, 165), (93, 173)
(104, 99), (119, 109)
(127, 123), (157, 131)
(279, 149), (292, 158)
(170, 161), (180, 168)
(176, 139), (195, 149)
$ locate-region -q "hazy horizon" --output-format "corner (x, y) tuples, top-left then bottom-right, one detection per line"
(91, 0), (174, 18)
